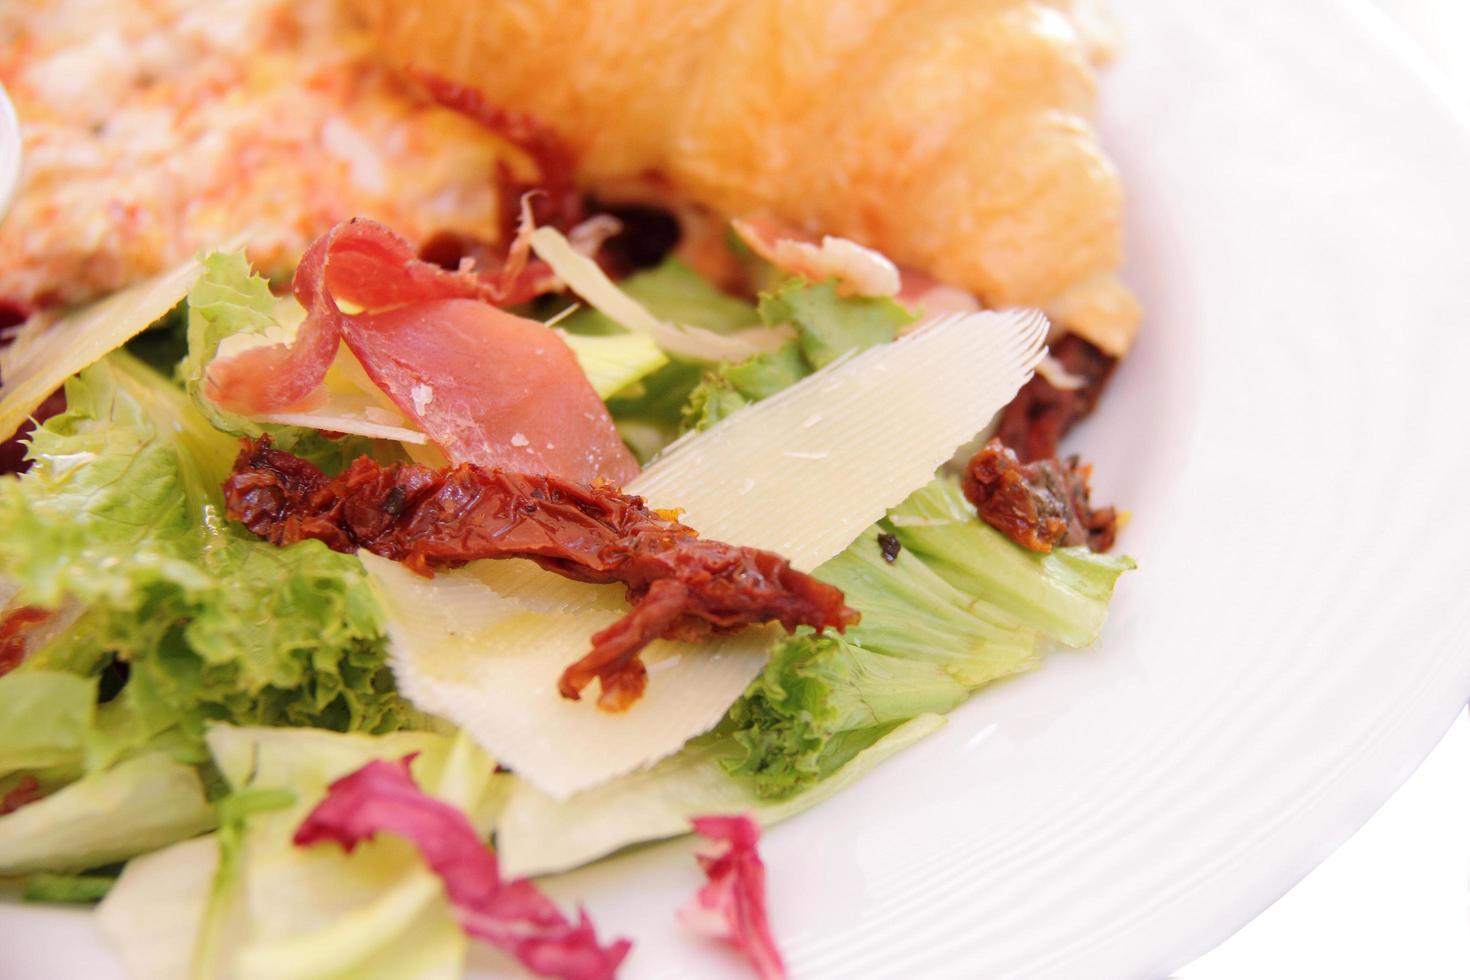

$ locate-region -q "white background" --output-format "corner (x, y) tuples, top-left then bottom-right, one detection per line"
(1182, 1), (1470, 975)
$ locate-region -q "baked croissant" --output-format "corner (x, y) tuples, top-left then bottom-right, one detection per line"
(350, 0), (1139, 355)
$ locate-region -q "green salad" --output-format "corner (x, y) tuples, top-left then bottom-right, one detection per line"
(0, 221), (1131, 980)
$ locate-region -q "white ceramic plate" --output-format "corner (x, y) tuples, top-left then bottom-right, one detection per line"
(7, 1), (1470, 976)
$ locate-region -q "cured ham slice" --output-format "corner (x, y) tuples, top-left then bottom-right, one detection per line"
(206, 220), (638, 484)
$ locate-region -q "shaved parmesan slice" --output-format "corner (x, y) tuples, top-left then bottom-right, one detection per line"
(732, 215), (901, 297)
(381, 309), (1046, 798)
(258, 408), (429, 444)
(362, 553), (778, 801)
(631, 309), (1050, 570)
(1035, 353), (1087, 391)
(496, 714), (946, 879)
(244, 344), (430, 444)
(0, 245), (237, 439)
(529, 226), (791, 362)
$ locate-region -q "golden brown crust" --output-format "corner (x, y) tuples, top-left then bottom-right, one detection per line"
(351, 0), (1140, 353)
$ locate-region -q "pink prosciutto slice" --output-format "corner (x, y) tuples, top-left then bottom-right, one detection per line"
(205, 219), (638, 485)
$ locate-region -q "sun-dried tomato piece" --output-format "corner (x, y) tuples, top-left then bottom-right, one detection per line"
(223, 437), (857, 710)
(0, 606), (52, 677)
(0, 775), (42, 815)
(994, 333), (1116, 462)
(962, 439), (1116, 553)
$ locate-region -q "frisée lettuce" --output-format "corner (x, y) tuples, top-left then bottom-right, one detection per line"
(0, 351), (417, 777)
(683, 278), (915, 431)
(99, 725), (486, 980)
(726, 478), (1134, 799)
(555, 257), (762, 458)
(0, 227), (1134, 980)
(0, 752), (214, 875)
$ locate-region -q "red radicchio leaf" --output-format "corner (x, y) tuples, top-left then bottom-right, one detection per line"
(294, 755), (630, 980)
(679, 815), (787, 980)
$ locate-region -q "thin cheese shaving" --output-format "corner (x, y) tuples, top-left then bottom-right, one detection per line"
(631, 309), (1051, 570)
(257, 411), (428, 444)
(772, 235), (901, 297)
(378, 309), (1046, 798)
(1035, 353), (1087, 391)
(529, 226), (792, 362)
(0, 245), (238, 438)
(363, 553), (776, 800)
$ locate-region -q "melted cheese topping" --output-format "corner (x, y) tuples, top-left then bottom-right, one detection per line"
(0, 0), (510, 310)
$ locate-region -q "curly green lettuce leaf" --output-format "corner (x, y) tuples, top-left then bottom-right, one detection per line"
(681, 342), (808, 431)
(182, 250), (293, 439)
(682, 279), (916, 431)
(0, 352), (234, 609)
(0, 752), (214, 875)
(727, 635), (967, 798)
(180, 250), (372, 471)
(758, 278), (914, 369)
(726, 477), (1133, 799)
(0, 352), (416, 772)
(98, 725), (503, 980)
(887, 477), (1136, 647)
(83, 531), (411, 767)
(0, 670), (96, 786)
